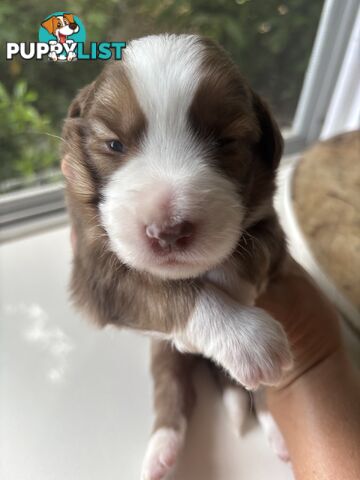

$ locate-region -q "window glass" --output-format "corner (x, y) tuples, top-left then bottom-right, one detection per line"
(0, 0), (324, 193)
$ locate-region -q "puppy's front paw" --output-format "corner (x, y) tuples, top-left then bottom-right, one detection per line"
(141, 427), (184, 480)
(218, 308), (292, 390)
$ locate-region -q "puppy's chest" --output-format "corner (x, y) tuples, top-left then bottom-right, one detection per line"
(204, 260), (266, 305)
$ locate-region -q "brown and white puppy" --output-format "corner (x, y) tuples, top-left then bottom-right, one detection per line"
(62, 34), (292, 479)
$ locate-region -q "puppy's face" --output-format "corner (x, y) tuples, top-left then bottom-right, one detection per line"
(63, 35), (282, 280)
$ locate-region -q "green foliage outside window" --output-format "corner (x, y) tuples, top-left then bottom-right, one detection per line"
(0, 81), (59, 191)
(0, 0), (323, 191)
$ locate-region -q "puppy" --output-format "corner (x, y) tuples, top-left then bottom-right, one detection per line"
(61, 34), (292, 479)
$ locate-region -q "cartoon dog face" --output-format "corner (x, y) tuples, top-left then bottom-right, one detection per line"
(41, 14), (79, 43)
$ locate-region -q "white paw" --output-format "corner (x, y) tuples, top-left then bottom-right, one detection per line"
(222, 385), (249, 436)
(257, 409), (290, 462)
(216, 308), (292, 390)
(178, 289), (293, 391)
(268, 427), (290, 462)
(141, 427), (184, 480)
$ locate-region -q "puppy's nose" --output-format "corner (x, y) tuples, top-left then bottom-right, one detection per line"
(146, 221), (194, 248)
(69, 23), (77, 30)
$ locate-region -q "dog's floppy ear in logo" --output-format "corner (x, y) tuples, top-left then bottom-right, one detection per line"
(41, 16), (57, 35)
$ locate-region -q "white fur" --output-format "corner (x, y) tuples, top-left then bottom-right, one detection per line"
(123, 34), (203, 139)
(173, 285), (292, 390)
(256, 408), (290, 461)
(141, 420), (186, 480)
(205, 260), (257, 304)
(253, 389), (290, 461)
(222, 385), (249, 436)
(99, 35), (244, 279)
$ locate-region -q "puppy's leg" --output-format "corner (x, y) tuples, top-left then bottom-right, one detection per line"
(173, 284), (292, 390)
(254, 389), (290, 462)
(213, 367), (251, 436)
(74, 251), (291, 391)
(141, 340), (196, 480)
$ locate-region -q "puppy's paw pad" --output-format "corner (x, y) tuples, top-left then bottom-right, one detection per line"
(141, 428), (184, 480)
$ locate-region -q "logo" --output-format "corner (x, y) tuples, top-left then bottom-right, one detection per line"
(39, 12), (86, 61)
(6, 12), (126, 62)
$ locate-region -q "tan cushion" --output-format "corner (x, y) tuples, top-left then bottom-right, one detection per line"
(292, 131), (360, 317)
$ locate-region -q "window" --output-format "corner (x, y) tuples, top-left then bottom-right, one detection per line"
(0, 0), (357, 237)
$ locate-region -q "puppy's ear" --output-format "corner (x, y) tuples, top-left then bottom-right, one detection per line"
(64, 13), (75, 24)
(62, 83), (97, 198)
(67, 82), (96, 119)
(252, 92), (283, 170)
(41, 16), (57, 34)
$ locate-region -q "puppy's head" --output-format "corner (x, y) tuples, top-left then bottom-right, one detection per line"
(62, 34), (282, 280)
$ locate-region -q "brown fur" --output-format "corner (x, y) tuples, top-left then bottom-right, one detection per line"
(188, 37), (285, 287)
(63, 64), (198, 333)
(61, 36), (288, 455)
(151, 340), (197, 432)
(62, 49), (285, 330)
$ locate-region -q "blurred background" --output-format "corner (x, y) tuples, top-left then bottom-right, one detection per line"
(0, 0), (323, 192)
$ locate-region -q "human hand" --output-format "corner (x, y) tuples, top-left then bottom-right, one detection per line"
(256, 258), (342, 392)
(256, 259), (360, 480)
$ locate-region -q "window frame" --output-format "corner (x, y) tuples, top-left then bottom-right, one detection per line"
(287, 0), (359, 150)
(0, 0), (358, 242)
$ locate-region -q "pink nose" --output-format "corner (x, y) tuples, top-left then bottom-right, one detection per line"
(146, 221), (194, 248)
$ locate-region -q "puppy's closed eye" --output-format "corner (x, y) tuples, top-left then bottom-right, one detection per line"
(215, 137), (240, 151)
